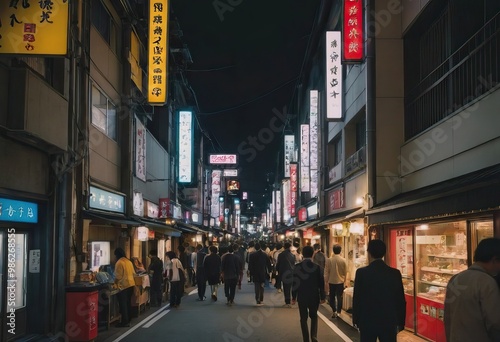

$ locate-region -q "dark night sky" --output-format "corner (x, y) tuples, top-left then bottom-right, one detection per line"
(171, 0), (322, 209)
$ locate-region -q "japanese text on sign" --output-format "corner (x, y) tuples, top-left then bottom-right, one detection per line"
(0, 0), (69, 55)
(325, 31), (342, 119)
(343, 0), (364, 62)
(148, 0), (168, 104)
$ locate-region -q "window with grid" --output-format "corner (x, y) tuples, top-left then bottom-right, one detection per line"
(91, 85), (117, 141)
(91, 0), (119, 54)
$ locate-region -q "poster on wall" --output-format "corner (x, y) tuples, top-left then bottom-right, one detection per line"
(89, 241), (111, 272)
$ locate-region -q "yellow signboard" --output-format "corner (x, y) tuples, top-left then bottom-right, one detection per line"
(147, 0), (169, 105)
(0, 0), (69, 55)
(130, 30), (143, 92)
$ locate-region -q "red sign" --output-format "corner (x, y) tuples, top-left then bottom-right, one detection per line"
(327, 188), (345, 214)
(343, 0), (364, 62)
(159, 198), (170, 218)
(298, 208), (307, 222)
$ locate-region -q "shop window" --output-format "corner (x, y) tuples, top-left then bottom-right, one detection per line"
(91, 85), (117, 141)
(415, 221), (467, 341)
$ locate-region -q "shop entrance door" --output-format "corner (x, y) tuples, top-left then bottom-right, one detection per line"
(0, 230), (28, 341)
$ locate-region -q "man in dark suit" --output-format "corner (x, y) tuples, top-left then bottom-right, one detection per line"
(292, 245), (326, 342)
(248, 242), (272, 305)
(352, 239), (406, 342)
(276, 241), (296, 307)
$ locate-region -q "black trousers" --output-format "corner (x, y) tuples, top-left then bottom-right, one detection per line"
(283, 281), (292, 304)
(298, 300), (319, 342)
(329, 283), (344, 313)
(170, 281), (182, 306)
(359, 327), (398, 342)
(253, 281), (264, 303)
(224, 278), (237, 301)
(196, 271), (207, 300)
(117, 286), (134, 324)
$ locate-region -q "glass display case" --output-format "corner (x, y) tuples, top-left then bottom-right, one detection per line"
(415, 222), (467, 303)
(414, 221), (467, 342)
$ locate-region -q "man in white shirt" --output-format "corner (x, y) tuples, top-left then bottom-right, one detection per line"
(324, 244), (347, 319)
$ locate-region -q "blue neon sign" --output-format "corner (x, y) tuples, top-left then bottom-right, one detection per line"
(0, 198), (38, 223)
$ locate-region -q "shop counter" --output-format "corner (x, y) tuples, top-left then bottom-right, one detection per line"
(131, 274), (150, 316)
(98, 287), (121, 330)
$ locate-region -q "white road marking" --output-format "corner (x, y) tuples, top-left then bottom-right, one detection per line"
(112, 304), (170, 341)
(318, 311), (354, 342)
(142, 310), (170, 328)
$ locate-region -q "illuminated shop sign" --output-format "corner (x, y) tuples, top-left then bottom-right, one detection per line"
(309, 90), (319, 198)
(284, 135), (295, 178)
(327, 187), (345, 215)
(135, 117), (147, 182)
(223, 169), (238, 177)
(343, 0), (364, 62)
(290, 163), (298, 217)
(89, 186), (125, 214)
(300, 124), (310, 192)
(209, 154), (237, 165)
(148, 0), (168, 105)
(211, 170), (222, 218)
(325, 31), (342, 119)
(177, 110), (193, 183)
(0, 0), (69, 55)
(0, 198), (38, 223)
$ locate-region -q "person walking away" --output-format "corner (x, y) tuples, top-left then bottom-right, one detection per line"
(248, 242), (271, 305)
(203, 245), (221, 301)
(324, 244), (347, 318)
(221, 245), (241, 305)
(292, 242), (303, 263)
(352, 239), (406, 342)
(188, 245), (196, 286)
(165, 251), (184, 308)
(114, 247), (136, 327)
(194, 244), (207, 301)
(312, 243), (326, 274)
(276, 242), (296, 307)
(246, 241), (256, 282)
(232, 243), (244, 290)
(148, 249), (164, 307)
(444, 237), (500, 342)
(272, 242), (284, 292)
(292, 245), (326, 342)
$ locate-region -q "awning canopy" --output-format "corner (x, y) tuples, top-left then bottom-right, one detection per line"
(137, 217), (181, 237)
(295, 219), (321, 231)
(83, 210), (140, 226)
(317, 208), (362, 226)
(176, 221), (205, 233)
(366, 164), (500, 225)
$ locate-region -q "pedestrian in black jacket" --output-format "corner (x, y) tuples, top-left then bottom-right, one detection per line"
(276, 242), (296, 307)
(248, 242), (271, 305)
(292, 245), (326, 342)
(352, 239), (406, 342)
(221, 245), (241, 305)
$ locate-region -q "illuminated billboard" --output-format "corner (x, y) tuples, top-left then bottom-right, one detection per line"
(0, 0), (69, 55)
(209, 154), (237, 165)
(177, 110), (193, 183)
(326, 31), (342, 119)
(148, 0), (169, 105)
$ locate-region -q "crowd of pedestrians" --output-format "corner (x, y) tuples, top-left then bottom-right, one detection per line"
(136, 236), (500, 342)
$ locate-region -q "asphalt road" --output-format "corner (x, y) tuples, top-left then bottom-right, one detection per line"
(98, 281), (360, 342)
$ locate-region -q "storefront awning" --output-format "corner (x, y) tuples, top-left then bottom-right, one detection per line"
(295, 219), (321, 230)
(137, 217), (181, 237)
(83, 210), (140, 226)
(176, 222), (205, 233)
(366, 164), (500, 225)
(317, 208), (363, 226)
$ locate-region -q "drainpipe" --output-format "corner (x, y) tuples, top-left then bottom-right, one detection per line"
(366, 0), (376, 210)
